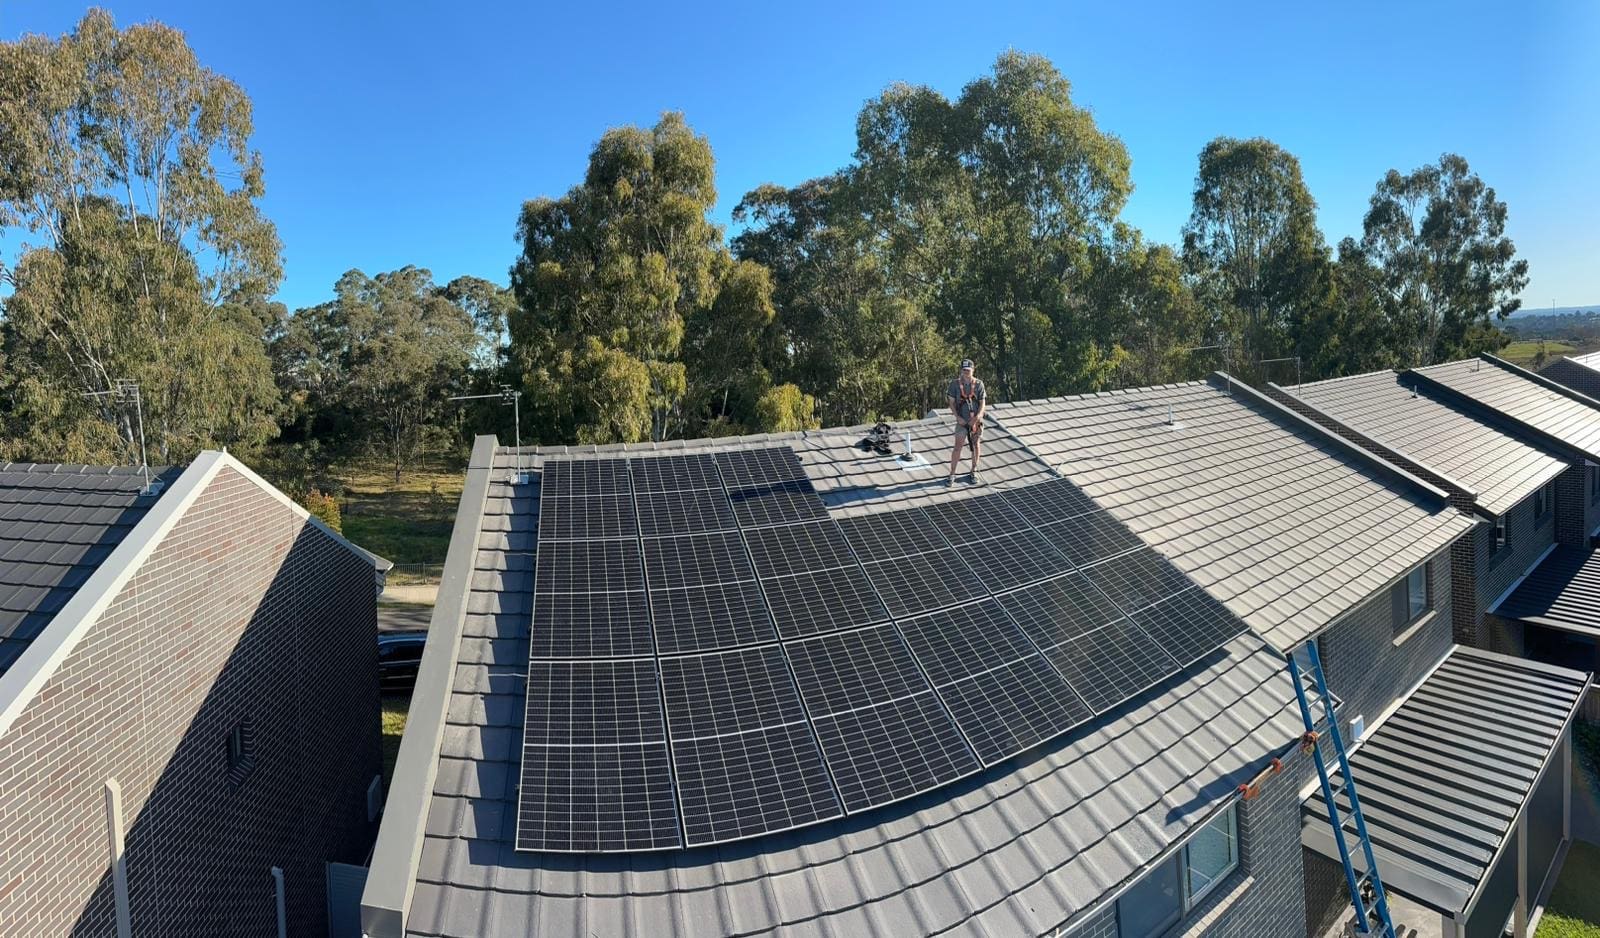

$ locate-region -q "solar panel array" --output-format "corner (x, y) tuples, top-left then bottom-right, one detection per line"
(517, 446), (1247, 853)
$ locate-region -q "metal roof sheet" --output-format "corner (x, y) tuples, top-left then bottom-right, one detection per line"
(1410, 357), (1600, 462)
(990, 381), (1476, 651)
(401, 447), (1303, 938)
(0, 463), (178, 675)
(1291, 370), (1569, 516)
(1301, 646), (1589, 916)
(1493, 546), (1600, 636)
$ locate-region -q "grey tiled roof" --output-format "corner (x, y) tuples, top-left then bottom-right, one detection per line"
(1302, 647), (1590, 916)
(1492, 546), (1600, 636)
(1291, 370), (1569, 516)
(0, 463), (178, 674)
(405, 447), (1303, 938)
(991, 379), (1476, 651)
(1410, 356), (1600, 461)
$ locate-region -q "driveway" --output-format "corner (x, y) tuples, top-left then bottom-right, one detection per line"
(378, 601), (432, 633)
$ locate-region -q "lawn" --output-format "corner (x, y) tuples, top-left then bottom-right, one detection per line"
(339, 457), (464, 577)
(1537, 840), (1600, 937)
(1502, 339), (1579, 367)
(381, 693), (411, 788)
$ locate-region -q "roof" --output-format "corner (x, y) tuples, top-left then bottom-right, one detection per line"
(1289, 370), (1569, 516)
(1556, 349), (1600, 375)
(1492, 546), (1600, 637)
(1301, 646), (1590, 917)
(990, 377), (1477, 651)
(374, 441), (1304, 938)
(0, 463), (180, 674)
(1408, 356), (1600, 462)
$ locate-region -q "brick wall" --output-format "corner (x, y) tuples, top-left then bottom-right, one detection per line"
(1540, 357), (1600, 399)
(1474, 494), (1555, 647)
(1556, 465), (1587, 547)
(0, 466), (380, 937)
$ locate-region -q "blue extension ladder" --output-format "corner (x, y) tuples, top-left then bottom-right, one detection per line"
(1286, 641), (1398, 938)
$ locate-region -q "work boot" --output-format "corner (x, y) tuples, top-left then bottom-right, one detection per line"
(967, 470), (980, 485)
(943, 475), (954, 488)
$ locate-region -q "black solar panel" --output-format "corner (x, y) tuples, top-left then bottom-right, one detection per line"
(835, 509), (949, 561)
(538, 493), (639, 540)
(997, 573), (1124, 649)
(630, 453), (722, 492)
(635, 488), (736, 536)
(860, 550), (986, 618)
(535, 539), (643, 594)
(1037, 508), (1145, 568)
(1131, 586), (1247, 667)
(896, 600), (1089, 763)
(531, 590), (654, 659)
(1082, 549), (1195, 613)
(761, 566), (890, 638)
(961, 529), (1072, 592)
(743, 521), (858, 578)
(641, 531), (754, 588)
(715, 447), (808, 488)
(541, 458), (634, 497)
(1001, 478), (1096, 524)
(518, 659), (680, 851)
(922, 493), (1028, 542)
(787, 624), (979, 811)
(727, 479), (830, 528)
(1043, 618), (1180, 714)
(649, 580), (776, 654)
(659, 646), (842, 844)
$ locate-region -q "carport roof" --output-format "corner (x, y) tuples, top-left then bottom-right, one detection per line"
(1301, 646), (1590, 917)
(1493, 546), (1600, 638)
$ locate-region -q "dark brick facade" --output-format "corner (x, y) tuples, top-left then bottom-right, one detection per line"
(1540, 357), (1600, 399)
(0, 465), (380, 936)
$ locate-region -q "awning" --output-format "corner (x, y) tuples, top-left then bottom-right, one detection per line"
(1495, 546), (1600, 638)
(1301, 646), (1590, 917)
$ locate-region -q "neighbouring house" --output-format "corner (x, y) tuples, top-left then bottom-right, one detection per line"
(0, 454), (389, 936)
(1537, 349), (1600, 399)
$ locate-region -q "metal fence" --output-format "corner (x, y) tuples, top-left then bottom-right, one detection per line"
(386, 562), (444, 587)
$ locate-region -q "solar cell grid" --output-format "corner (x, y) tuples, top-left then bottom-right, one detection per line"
(934, 656), (1092, 765)
(727, 479), (830, 528)
(715, 447), (808, 488)
(648, 580), (776, 654)
(659, 645), (808, 740)
(524, 659), (665, 746)
(1043, 618), (1179, 714)
(541, 458), (634, 496)
(516, 743), (680, 852)
(531, 591), (654, 659)
(670, 722), (842, 845)
(537, 493), (638, 540)
(835, 509), (948, 561)
(861, 550), (987, 618)
(535, 539), (643, 594)
(921, 493), (1028, 542)
(761, 565), (889, 638)
(960, 528), (1072, 592)
(641, 531), (754, 588)
(809, 692), (980, 812)
(743, 521), (858, 578)
(997, 573), (1124, 649)
(1082, 548), (1194, 613)
(784, 623), (931, 715)
(1038, 508), (1146, 568)
(1132, 586), (1247, 667)
(1001, 479), (1096, 525)
(896, 600), (1044, 686)
(630, 453), (722, 492)
(635, 488), (736, 536)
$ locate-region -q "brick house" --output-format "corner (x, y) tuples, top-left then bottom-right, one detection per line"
(0, 453), (387, 936)
(364, 381), (1588, 938)
(1538, 349), (1600, 399)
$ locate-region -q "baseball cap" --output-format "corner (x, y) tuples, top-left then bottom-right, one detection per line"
(959, 358), (974, 370)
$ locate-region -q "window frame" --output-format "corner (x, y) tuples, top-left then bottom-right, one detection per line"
(1115, 803), (1241, 938)
(1534, 482), (1554, 521)
(1589, 465), (1600, 504)
(1493, 514), (1509, 553)
(224, 717), (256, 785)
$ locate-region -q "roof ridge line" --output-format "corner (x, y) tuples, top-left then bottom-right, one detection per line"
(1480, 352), (1600, 410)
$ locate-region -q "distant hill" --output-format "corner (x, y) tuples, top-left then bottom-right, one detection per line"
(1509, 304), (1600, 319)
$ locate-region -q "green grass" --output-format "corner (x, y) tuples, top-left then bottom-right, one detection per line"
(381, 693), (411, 788)
(1502, 339), (1579, 367)
(1537, 840), (1600, 937)
(338, 457), (464, 569)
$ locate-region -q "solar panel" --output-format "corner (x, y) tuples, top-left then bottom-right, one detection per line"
(630, 453), (722, 492)
(541, 458), (634, 497)
(531, 590), (655, 659)
(835, 509), (948, 561)
(760, 566), (890, 638)
(786, 624), (979, 811)
(961, 529), (1073, 592)
(727, 479), (830, 528)
(742, 521), (858, 578)
(635, 488), (736, 536)
(648, 580), (776, 654)
(1131, 586), (1248, 667)
(1043, 618), (1180, 714)
(641, 531), (754, 588)
(535, 539), (644, 594)
(538, 493), (639, 540)
(1036, 508), (1145, 568)
(1081, 549), (1195, 613)
(997, 573), (1124, 649)
(896, 600), (1089, 764)
(921, 493), (1028, 542)
(1001, 478), (1096, 524)
(659, 646), (842, 844)
(859, 550), (987, 618)
(714, 447), (808, 488)
(518, 659), (680, 851)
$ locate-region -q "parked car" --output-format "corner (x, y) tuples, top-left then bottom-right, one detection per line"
(378, 630), (428, 693)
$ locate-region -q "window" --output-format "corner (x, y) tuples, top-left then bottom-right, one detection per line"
(224, 717), (256, 784)
(1534, 482), (1554, 520)
(1392, 563), (1431, 633)
(1590, 466), (1600, 504)
(1493, 515), (1508, 552)
(1117, 805), (1240, 937)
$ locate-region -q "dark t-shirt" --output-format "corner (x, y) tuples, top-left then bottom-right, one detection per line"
(947, 377), (986, 421)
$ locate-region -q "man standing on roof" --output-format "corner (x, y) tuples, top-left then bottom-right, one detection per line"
(946, 359), (986, 486)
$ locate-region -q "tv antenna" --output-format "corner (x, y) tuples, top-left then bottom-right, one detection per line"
(450, 386), (525, 481)
(83, 379), (160, 495)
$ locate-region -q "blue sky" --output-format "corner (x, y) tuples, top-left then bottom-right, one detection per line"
(4, 1), (1597, 313)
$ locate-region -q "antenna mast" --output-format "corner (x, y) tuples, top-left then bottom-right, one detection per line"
(83, 380), (158, 495)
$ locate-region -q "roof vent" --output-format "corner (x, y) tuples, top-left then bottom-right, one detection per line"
(1164, 404), (1184, 429)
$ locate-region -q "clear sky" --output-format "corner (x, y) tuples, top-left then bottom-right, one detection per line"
(4, 1), (1597, 313)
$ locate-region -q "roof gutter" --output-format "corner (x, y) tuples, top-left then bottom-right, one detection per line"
(1209, 372), (1456, 505)
(361, 435), (499, 938)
